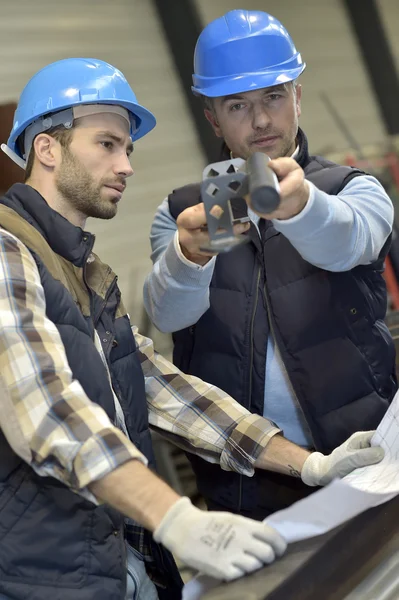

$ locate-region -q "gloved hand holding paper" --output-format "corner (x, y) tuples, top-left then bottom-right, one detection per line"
(183, 391), (399, 600)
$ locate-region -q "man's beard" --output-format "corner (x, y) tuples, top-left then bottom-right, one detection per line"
(55, 146), (118, 220)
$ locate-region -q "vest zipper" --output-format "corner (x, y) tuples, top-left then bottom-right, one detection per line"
(238, 265), (261, 512)
(94, 275), (117, 330)
(121, 533), (128, 599)
(82, 235), (96, 317)
(81, 241), (117, 332)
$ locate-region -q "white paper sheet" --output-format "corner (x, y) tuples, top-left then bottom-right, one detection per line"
(344, 395), (399, 494)
(182, 391), (399, 600)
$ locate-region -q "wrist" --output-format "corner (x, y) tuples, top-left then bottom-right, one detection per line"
(300, 451), (325, 486)
(90, 459), (181, 532)
(255, 434), (311, 476)
(153, 496), (194, 544)
(296, 180), (310, 212)
(180, 244), (211, 266)
(291, 181), (310, 218)
(278, 181), (310, 221)
(148, 492), (183, 532)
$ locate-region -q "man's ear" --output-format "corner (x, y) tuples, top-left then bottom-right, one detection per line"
(204, 109), (223, 138)
(32, 133), (61, 169)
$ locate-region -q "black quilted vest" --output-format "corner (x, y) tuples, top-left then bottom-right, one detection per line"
(168, 129), (396, 516)
(0, 184), (182, 600)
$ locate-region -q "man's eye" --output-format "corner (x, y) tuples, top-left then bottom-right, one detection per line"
(101, 141), (113, 150)
(229, 103), (245, 112)
(267, 94), (283, 102)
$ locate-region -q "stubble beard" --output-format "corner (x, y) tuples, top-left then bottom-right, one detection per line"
(55, 147), (118, 221)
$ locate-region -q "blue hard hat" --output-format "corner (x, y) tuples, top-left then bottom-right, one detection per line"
(7, 57), (156, 159)
(192, 10), (306, 98)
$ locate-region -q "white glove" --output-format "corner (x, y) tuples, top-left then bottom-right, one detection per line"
(301, 430), (384, 487)
(153, 496), (287, 581)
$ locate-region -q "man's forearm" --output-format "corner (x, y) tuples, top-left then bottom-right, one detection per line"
(144, 235), (213, 333)
(90, 459), (180, 531)
(144, 200), (215, 333)
(254, 434), (311, 477)
(272, 176), (393, 271)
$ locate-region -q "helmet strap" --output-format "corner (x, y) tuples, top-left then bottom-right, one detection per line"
(23, 108), (74, 161)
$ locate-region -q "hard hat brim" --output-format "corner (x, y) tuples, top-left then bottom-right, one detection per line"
(8, 99), (156, 158)
(192, 64), (306, 98)
(122, 101), (157, 141)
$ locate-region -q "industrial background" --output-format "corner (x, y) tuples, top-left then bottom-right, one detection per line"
(1, 0), (399, 512)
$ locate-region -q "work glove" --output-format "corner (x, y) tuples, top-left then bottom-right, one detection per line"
(301, 430), (384, 487)
(153, 496), (287, 581)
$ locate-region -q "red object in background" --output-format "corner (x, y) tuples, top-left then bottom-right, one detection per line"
(0, 103), (24, 195)
(386, 152), (399, 191)
(345, 151), (399, 311)
(384, 256), (399, 310)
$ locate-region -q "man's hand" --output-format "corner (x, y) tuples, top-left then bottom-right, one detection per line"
(177, 203), (249, 266)
(154, 496), (286, 581)
(301, 431), (384, 487)
(91, 460), (285, 581)
(247, 157), (309, 221)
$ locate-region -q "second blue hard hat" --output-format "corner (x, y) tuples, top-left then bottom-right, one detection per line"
(192, 10), (306, 98)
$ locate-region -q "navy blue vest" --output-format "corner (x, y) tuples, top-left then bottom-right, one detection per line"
(168, 130), (397, 516)
(0, 184), (182, 600)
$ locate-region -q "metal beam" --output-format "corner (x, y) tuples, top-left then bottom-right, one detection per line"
(152, 0), (220, 163)
(343, 0), (399, 135)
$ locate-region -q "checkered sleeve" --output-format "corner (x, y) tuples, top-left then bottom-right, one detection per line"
(0, 230), (146, 500)
(134, 327), (281, 477)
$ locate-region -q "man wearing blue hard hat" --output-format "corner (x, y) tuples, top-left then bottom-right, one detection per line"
(0, 57), (298, 599)
(144, 10), (395, 520)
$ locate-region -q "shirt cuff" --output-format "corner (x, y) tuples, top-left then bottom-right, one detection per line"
(220, 415), (281, 477)
(173, 231), (215, 270)
(162, 231), (216, 285)
(73, 427), (148, 495)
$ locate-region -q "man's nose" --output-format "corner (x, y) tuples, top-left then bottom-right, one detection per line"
(115, 153), (134, 178)
(252, 103), (272, 130)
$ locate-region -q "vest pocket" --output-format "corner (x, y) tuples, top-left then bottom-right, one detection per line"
(350, 316), (395, 398)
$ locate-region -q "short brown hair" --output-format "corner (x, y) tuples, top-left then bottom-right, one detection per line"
(202, 96), (215, 113)
(24, 125), (74, 181)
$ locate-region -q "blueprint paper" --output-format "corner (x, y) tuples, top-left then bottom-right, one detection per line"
(183, 391), (399, 600)
(344, 396), (399, 494)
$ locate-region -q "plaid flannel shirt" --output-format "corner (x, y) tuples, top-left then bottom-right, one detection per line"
(0, 228), (280, 509)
